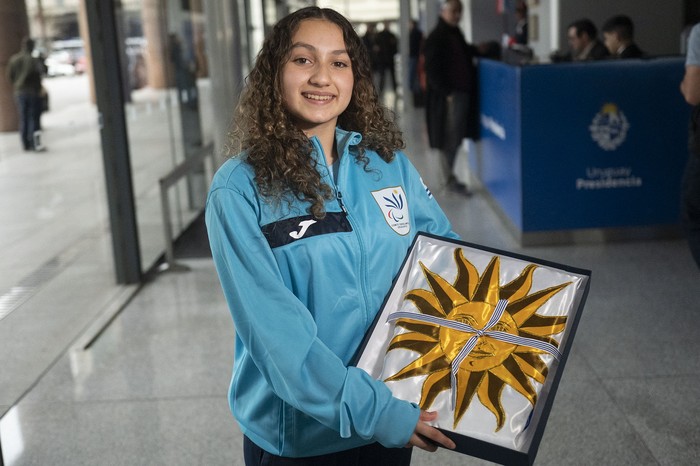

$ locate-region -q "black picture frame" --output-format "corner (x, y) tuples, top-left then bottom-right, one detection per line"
(353, 232), (592, 465)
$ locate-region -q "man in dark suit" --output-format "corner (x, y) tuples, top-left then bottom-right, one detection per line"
(602, 15), (645, 59)
(567, 19), (609, 61)
(423, 0), (478, 194)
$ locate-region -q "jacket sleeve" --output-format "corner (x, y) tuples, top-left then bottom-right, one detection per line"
(205, 185), (420, 447)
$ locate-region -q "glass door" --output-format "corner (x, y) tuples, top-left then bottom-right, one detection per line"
(114, 0), (210, 273)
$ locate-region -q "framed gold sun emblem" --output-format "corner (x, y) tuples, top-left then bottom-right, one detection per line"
(354, 234), (591, 464)
(384, 248), (570, 430)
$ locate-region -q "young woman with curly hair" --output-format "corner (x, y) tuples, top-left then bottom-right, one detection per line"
(229, 6), (406, 219)
(206, 7), (457, 465)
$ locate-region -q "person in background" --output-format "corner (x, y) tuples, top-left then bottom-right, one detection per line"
(362, 22), (380, 84)
(566, 19), (610, 61)
(375, 20), (399, 95)
(6, 37), (46, 152)
(602, 14), (645, 59)
(206, 6), (458, 465)
(408, 19), (424, 106)
(513, 1), (528, 45)
(423, 0), (478, 195)
(680, 22), (700, 269)
(168, 33), (198, 108)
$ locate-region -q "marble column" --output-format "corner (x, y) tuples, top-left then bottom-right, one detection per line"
(141, 0), (169, 89)
(78, 0), (96, 103)
(190, 0), (208, 78)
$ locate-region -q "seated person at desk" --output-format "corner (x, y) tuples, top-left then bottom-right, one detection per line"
(602, 14), (645, 59)
(567, 19), (609, 61)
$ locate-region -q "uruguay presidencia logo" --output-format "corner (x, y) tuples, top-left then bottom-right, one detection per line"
(589, 103), (630, 151)
(372, 186), (410, 235)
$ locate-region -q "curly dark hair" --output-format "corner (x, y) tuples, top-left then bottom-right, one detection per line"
(229, 7), (405, 218)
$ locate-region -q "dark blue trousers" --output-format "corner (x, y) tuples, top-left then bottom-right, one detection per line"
(682, 152), (700, 269)
(15, 92), (41, 150)
(243, 435), (413, 466)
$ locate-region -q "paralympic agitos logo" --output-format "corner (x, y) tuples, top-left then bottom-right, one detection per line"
(372, 186), (410, 236)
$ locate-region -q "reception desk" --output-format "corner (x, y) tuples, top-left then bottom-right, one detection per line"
(470, 57), (689, 245)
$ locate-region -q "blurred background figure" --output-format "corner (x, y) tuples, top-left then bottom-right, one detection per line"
(602, 14), (645, 58)
(362, 22), (380, 86)
(568, 19), (610, 61)
(423, 0), (478, 195)
(408, 19), (424, 106)
(551, 18), (610, 62)
(375, 20), (398, 95)
(499, 0), (533, 65)
(168, 33), (198, 106)
(6, 37), (46, 152)
(513, 0), (528, 45)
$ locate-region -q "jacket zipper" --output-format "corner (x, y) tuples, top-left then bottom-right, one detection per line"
(335, 184), (371, 327)
(314, 137), (372, 326)
(336, 189), (347, 213)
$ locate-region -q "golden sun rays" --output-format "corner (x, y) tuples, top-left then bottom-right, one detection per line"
(385, 248), (571, 430)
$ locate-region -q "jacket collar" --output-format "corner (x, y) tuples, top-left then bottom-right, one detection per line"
(309, 127), (362, 165)
(334, 127), (362, 157)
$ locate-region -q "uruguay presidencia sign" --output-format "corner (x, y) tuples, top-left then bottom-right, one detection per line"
(474, 57), (688, 237)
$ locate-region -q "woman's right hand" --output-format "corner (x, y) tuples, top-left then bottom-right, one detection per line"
(407, 410), (456, 452)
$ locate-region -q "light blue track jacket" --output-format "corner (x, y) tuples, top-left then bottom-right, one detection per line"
(206, 128), (458, 457)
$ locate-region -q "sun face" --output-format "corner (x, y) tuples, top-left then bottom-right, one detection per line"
(385, 248), (571, 430)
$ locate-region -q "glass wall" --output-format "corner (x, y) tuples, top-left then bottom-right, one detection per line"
(113, 0), (211, 273)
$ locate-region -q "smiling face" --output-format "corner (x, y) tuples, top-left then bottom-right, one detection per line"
(441, 301), (517, 372)
(281, 19), (354, 139)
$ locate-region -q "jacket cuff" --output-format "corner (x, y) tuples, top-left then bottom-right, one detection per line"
(373, 398), (420, 448)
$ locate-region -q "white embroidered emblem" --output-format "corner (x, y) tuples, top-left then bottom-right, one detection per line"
(289, 219), (317, 239)
(372, 187), (410, 236)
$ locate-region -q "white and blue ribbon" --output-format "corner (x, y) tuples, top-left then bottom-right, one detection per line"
(387, 299), (562, 410)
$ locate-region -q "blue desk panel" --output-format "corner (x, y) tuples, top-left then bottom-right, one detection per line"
(478, 61), (523, 229)
(477, 58), (689, 234)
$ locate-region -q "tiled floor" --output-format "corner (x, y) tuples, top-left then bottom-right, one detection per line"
(1, 87), (700, 465)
